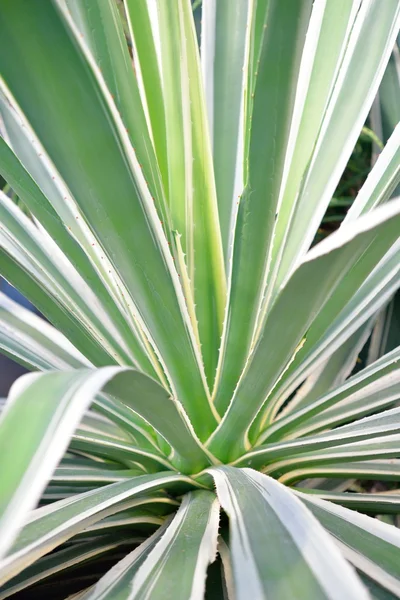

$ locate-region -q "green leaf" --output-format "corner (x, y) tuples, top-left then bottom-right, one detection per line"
(301, 490), (400, 515)
(269, 0), (400, 296)
(0, 195), (124, 367)
(208, 200), (400, 460)
(69, 430), (172, 472)
(78, 520), (170, 600)
(123, 0), (169, 196)
(211, 466), (367, 600)
(217, 536), (235, 600)
(278, 459), (400, 487)
(86, 491), (219, 599)
(0, 362), (216, 569)
(0, 190), (145, 365)
(0, 89), (74, 224)
(1, 2), (400, 596)
(1, 88), (165, 381)
(263, 436), (400, 479)
(0, 294), (164, 450)
(299, 492), (400, 595)
(372, 41), (400, 146)
(65, 0), (169, 227)
(367, 301), (397, 365)
(72, 504), (168, 539)
(78, 411), (135, 444)
(11, 367), (214, 480)
(154, 0), (227, 384)
(95, 369), (216, 471)
(0, 472), (194, 587)
(269, 321), (373, 423)
(238, 406), (400, 471)
(0, 0), (215, 438)
(0, 135), (156, 375)
(201, 0), (249, 260)
(266, 239), (400, 420)
(265, 345), (400, 441)
(242, 0), (268, 170)
(51, 466), (141, 487)
(0, 536), (127, 600)
(213, 0), (313, 413)
(87, 397), (162, 454)
(360, 574), (398, 600)
(0, 370), (104, 560)
(259, 0), (361, 315)
(0, 290), (88, 370)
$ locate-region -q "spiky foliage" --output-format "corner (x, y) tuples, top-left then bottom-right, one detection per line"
(0, 1), (400, 598)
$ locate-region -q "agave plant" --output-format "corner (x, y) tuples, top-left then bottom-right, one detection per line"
(1, 0), (400, 598)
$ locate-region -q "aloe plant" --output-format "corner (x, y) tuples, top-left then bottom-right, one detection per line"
(0, 0), (400, 598)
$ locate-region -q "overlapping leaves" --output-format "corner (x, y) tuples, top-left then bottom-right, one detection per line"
(0, 0), (400, 598)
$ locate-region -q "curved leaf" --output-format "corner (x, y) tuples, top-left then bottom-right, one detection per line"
(0, 472), (194, 587)
(211, 466), (367, 600)
(299, 492), (400, 595)
(86, 491), (219, 599)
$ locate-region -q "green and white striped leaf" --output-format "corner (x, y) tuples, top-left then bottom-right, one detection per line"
(0, 135), (156, 376)
(0, 2), (400, 597)
(0, 369), (110, 560)
(299, 492), (400, 596)
(279, 459), (400, 487)
(208, 199), (400, 460)
(371, 39), (400, 151)
(65, 0), (168, 226)
(201, 0), (250, 260)
(69, 430), (172, 473)
(123, 0), (169, 194)
(92, 369), (215, 471)
(0, 192), (131, 366)
(213, 0), (313, 413)
(151, 0), (227, 384)
(0, 362), (216, 569)
(6, 366), (214, 500)
(79, 519), (170, 600)
(77, 519), (170, 600)
(77, 411), (134, 444)
(0, 0), (215, 437)
(0, 472), (195, 587)
(268, 0), (400, 297)
(51, 466), (141, 488)
(86, 491), (219, 599)
(263, 436), (400, 478)
(0, 296), (164, 449)
(1, 87), (164, 380)
(264, 239), (400, 423)
(259, 320), (373, 429)
(211, 466), (367, 600)
(238, 406), (400, 472)
(0, 536), (129, 600)
(216, 537), (235, 600)
(265, 345), (400, 441)
(128, 491), (218, 600)
(73, 505), (168, 538)
(367, 299), (398, 365)
(257, 0), (362, 318)
(0, 290), (89, 370)
(302, 490), (400, 515)
(0, 88), (75, 227)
